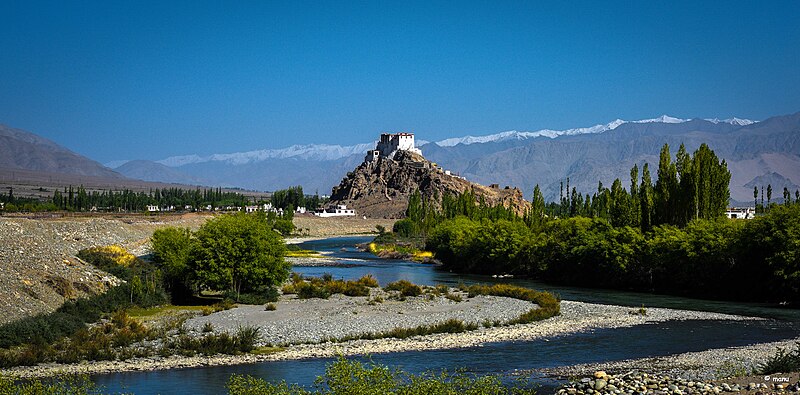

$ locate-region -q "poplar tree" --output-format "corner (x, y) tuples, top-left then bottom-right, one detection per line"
(639, 163), (654, 231)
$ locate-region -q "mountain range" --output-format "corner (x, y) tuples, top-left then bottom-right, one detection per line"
(2, 112), (798, 205)
(106, 113), (798, 204)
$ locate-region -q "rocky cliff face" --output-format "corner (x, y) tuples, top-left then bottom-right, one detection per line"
(330, 150), (530, 218)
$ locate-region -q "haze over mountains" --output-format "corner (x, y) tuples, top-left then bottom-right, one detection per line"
(2, 112), (798, 205)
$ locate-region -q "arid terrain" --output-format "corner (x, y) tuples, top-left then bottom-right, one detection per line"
(0, 213), (393, 325)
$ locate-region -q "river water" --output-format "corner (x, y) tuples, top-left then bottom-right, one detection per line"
(93, 236), (800, 394)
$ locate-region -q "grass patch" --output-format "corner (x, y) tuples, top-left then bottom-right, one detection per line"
(326, 318), (478, 343)
(285, 249), (323, 258)
(467, 284), (561, 324)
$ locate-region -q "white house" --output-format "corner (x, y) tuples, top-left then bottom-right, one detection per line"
(364, 132), (423, 164)
(146, 205), (160, 212)
(725, 207), (755, 220)
(314, 204), (356, 217)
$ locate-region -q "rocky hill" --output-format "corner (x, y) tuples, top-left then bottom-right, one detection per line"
(329, 150), (530, 218)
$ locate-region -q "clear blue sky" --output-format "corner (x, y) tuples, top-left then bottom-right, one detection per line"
(1, 1), (799, 163)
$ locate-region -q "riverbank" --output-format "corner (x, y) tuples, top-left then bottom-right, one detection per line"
(1, 299), (762, 378)
(540, 336), (800, 382)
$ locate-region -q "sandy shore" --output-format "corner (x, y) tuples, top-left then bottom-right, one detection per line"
(1, 300), (764, 378)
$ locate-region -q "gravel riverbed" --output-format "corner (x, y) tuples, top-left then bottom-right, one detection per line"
(1, 299), (762, 379)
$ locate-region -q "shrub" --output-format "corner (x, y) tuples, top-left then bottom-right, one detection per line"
(264, 303), (277, 311)
(384, 280), (422, 297)
(760, 342), (800, 375)
(355, 274), (379, 288)
(296, 282), (331, 299)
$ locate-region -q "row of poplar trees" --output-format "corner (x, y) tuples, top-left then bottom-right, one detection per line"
(532, 143), (731, 230)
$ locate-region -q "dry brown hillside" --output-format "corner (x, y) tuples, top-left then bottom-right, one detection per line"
(0, 214), (209, 325)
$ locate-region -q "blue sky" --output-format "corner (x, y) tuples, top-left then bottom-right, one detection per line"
(1, 1), (799, 163)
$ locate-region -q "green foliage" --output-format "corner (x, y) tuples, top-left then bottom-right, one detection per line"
(290, 275), (377, 299)
(151, 227), (192, 287)
(2, 184), (257, 213)
(466, 284), (560, 323)
(392, 218), (418, 238)
(295, 282), (332, 299)
(426, 204), (800, 302)
(0, 374), (100, 395)
(162, 325), (261, 356)
(384, 280), (422, 297)
(328, 319), (478, 343)
(226, 357), (537, 395)
(191, 212), (290, 299)
(759, 342), (800, 375)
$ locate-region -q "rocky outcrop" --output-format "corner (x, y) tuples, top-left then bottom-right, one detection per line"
(329, 150), (530, 218)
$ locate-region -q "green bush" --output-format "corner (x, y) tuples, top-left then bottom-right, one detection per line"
(384, 280), (422, 297)
(295, 282), (331, 299)
(0, 374), (98, 395)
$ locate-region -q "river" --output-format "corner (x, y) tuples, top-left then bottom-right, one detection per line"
(93, 236), (800, 394)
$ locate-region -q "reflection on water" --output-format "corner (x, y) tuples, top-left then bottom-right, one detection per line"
(91, 236), (800, 394)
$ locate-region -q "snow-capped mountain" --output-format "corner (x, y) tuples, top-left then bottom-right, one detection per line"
(704, 117), (757, 126)
(109, 112), (793, 204)
(156, 142), (376, 167)
(434, 115), (755, 147)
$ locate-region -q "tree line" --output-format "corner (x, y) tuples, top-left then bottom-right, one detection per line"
(390, 142), (800, 303)
(531, 143), (732, 229)
(0, 186), (257, 212)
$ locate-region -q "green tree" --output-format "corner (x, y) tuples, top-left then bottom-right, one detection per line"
(190, 212), (289, 300)
(529, 184), (546, 227)
(151, 227), (193, 299)
(768, 184), (773, 210)
(754, 186), (759, 213)
(655, 144), (678, 226)
(784, 187), (791, 206)
(639, 163), (655, 231)
(629, 164), (640, 228)
(691, 143), (730, 221)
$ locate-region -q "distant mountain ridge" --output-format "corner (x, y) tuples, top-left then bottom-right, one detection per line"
(109, 115), (757, 168)
(5, 112), (793, 206)
(0, 124), (123, 179)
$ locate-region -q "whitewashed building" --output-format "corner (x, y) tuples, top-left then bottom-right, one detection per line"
(314, 204), (356, 217)
(725, 207), (755, 220)
(364, 132), (423, 164)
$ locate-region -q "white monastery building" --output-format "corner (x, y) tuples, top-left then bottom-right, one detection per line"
(364, 132), (422, 163)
